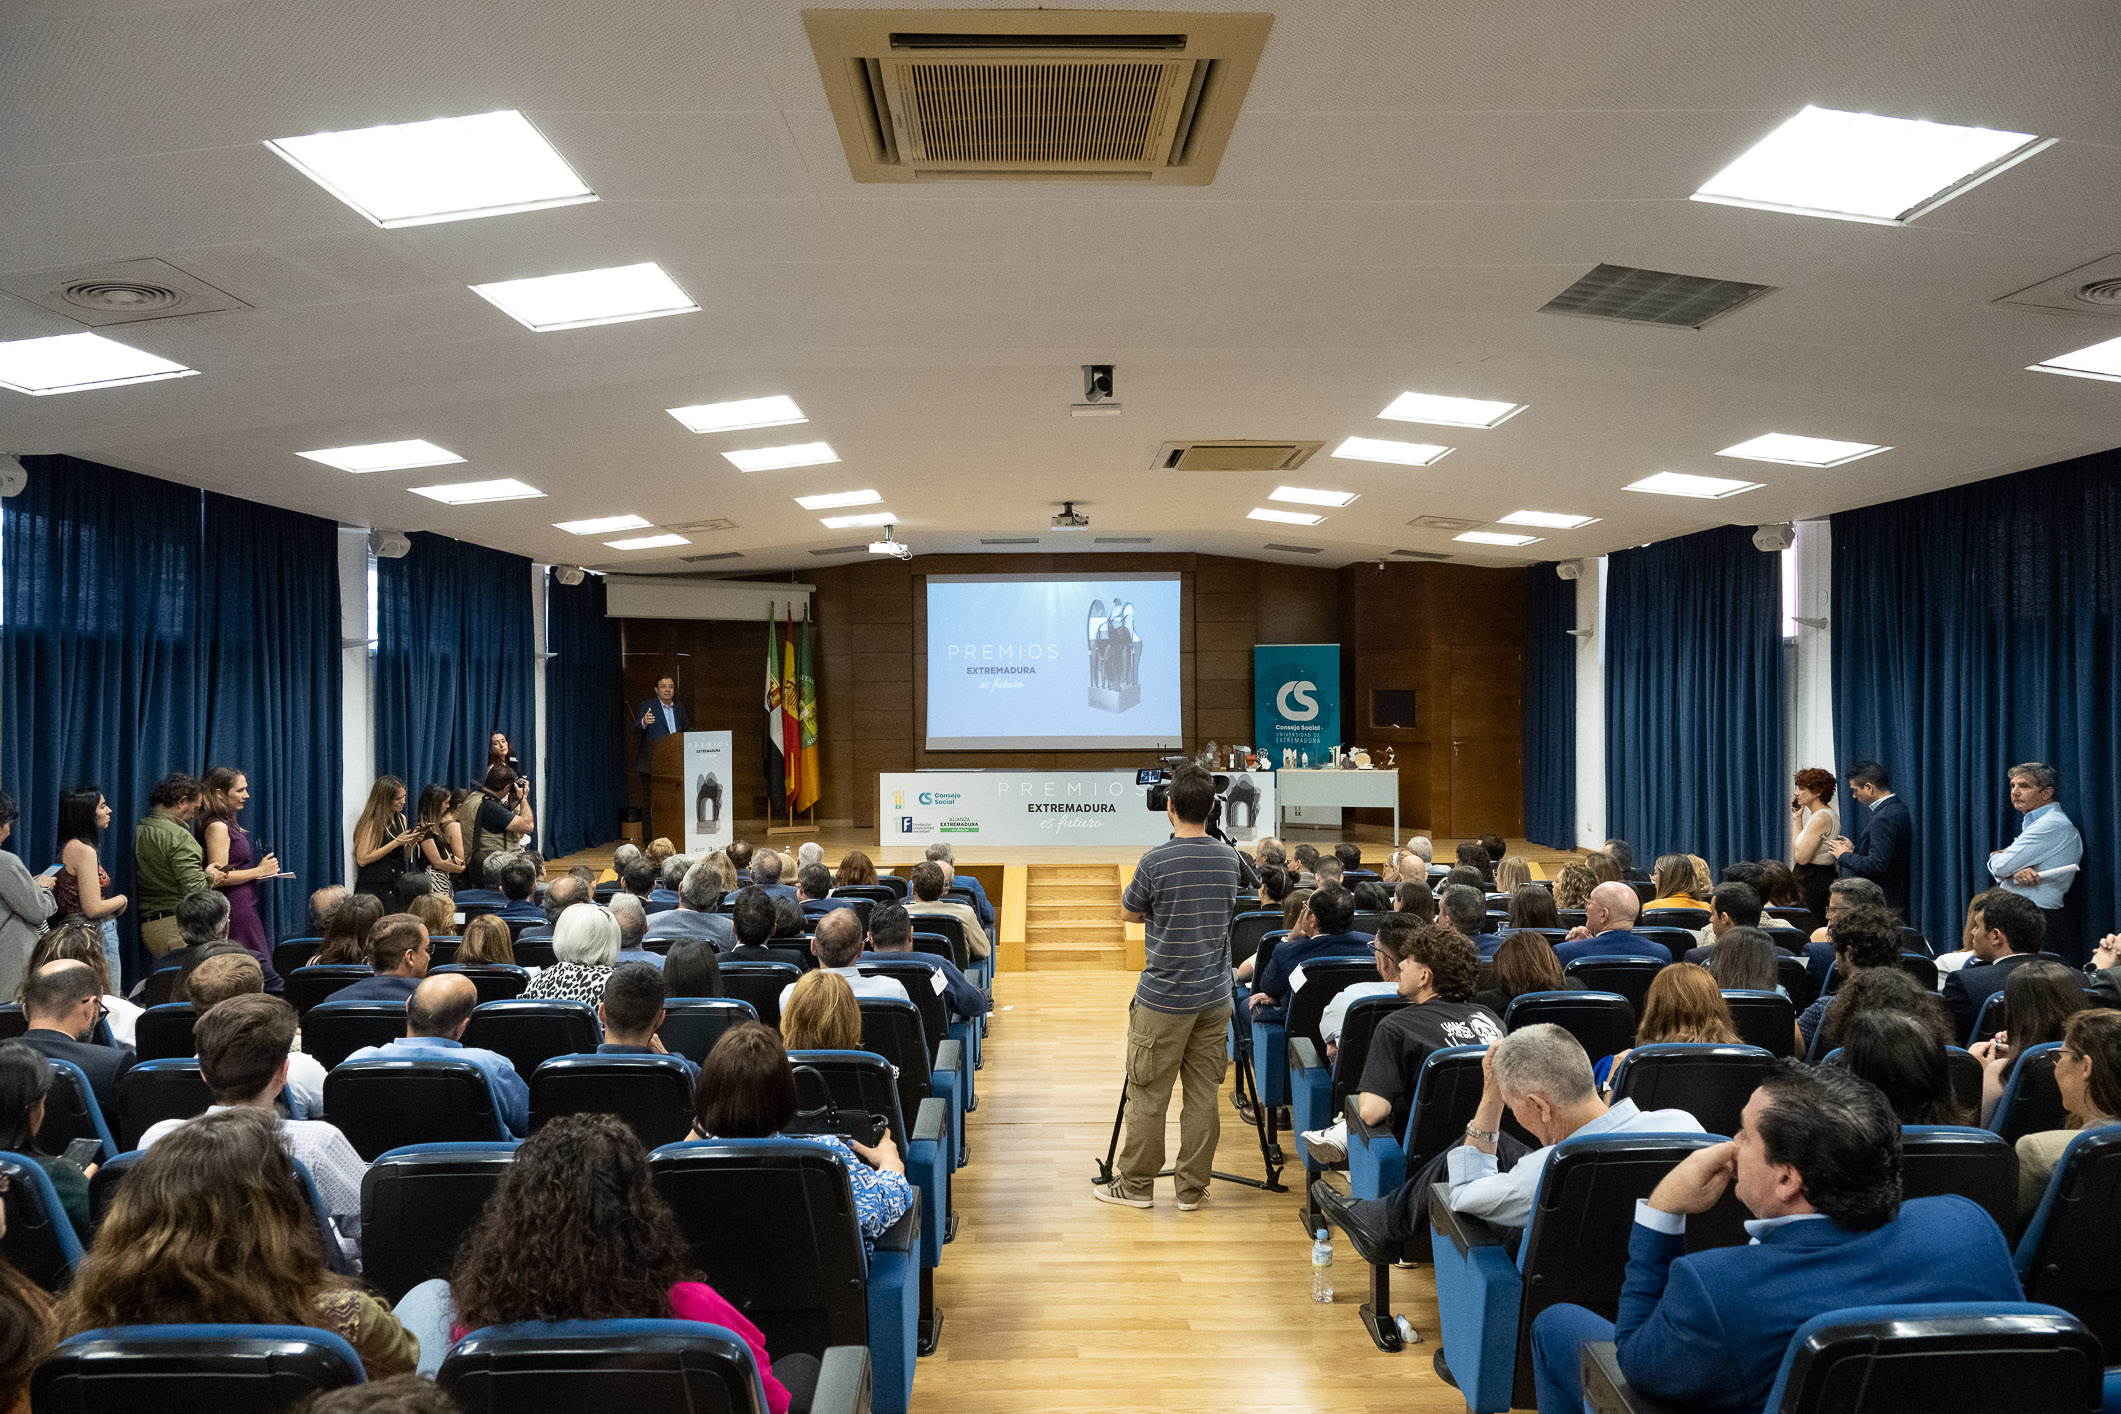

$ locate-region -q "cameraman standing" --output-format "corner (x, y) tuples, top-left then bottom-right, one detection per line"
(1094, 763), (1242, 1212)
(463, 764), (536, 888)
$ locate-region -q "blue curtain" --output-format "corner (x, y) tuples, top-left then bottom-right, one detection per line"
(374, 531), (535, 806)
(544, 571), (623, 854)
(1605, 524), (1785, 871)
(1832, 447), (2121, 951)
(1522, 564), (1577, 847)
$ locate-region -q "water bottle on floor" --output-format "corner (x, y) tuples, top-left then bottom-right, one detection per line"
(1311, 1228), (1333, 1302)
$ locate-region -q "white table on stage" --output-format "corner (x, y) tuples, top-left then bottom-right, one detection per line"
(1272, 768), (1399, 840)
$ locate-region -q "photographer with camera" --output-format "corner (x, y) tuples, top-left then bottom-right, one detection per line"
(461, 764), (536, 889)
(1092, 763), (1243, 1213)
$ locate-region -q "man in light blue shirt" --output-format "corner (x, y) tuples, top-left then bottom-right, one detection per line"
(1987, 761), (2082, 911)
(643, 859), (736, 950)
(346, 972), (530, 1135)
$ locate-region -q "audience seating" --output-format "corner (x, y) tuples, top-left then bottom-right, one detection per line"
(1631, 928), (1698, 960)
(1764, 905), (1819, 933)
(300, 1000), (410, 1070)
(942, 885), (979, 912)
(0, 1007), (22, 1043)
(132, 1003), (197, 1063)
(832, 884), (897, 907)
(1229, 911), (1283, 968)
(431, 963), (533, 1005)
(86, 1149), (137, 1226)
(1292, 995), (1405, 1215)
(462, 999), (600, 1078)
(719, 962), (801, 1027)
(1556, 909), (1588, 929)
(862, 958), (978, 1105)
(359, 1141), (520, 1303)
(656, 998), (759, 1064)
(1900, 1125), (2021, 1241)
(285, 965), (372, 1017)
(271, 938), (322, 975)
(0, 1150), (84, 1291)
(324, 1057), (510, 1160)
(2015, 1125), (2121, 1355)
(138, 965), (185, 1008)
(511, 937), (557, 969)
(1623, 881), (1655, 906)
(1972, 990), (2007, 1042)
(1720, 989), (1798, 1057)
(529, 1054), (696, 1149)
(649, 1139), (919, 1414)
(31, 1325), (367, 1410)
(1563, 958), (1664, 1017)
(1581, 1303), (2102, 1414)
(1503, 992), (1635, 1061)
(501, 916), (543, 943)
(909, 917), (971, 972)
(1990, 1043), (2067, 1143)
(1430, 1133), (1749, 1411)
(113, 1058), (212, 1150)
(1349, 911), (1391, 936)
(1638, 907), (1709, 931)
(35, 1057), (115, 1162)
(1898, 925), (1934, 958)
(1607, 1043), (1777, 1137)
(441, 1318), (869, 1414)
(857, 998), (964, 1168)
(1898, 951), (1941, 991)
(1775, 953), (1816, 1008)
(423, 934), (460, 966)
(874, 875), (910, 900)
(1252, 959), (1376, 1137)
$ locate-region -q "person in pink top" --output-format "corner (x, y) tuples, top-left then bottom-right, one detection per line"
(390, 1113), (817, 1412)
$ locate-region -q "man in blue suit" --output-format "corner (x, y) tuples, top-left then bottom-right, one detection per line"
(1530, 1063), (2022, 1413)
(634, 674), (690, 841)
(1554, 882), (1672, 966)
(924, 843), (995, 930)
(1829, 758), (1912, 914)
(1246, 884), (1371, 1022)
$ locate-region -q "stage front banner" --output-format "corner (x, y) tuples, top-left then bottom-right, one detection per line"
(682, 731), (734, 857)
(878, 770), (1276, 849)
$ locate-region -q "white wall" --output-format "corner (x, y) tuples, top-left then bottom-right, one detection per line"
(531, 563), (550, 856)
(337, 527), (375, 887)
(1573, 557), (1608, 849)
(1789, 519), (1836, 783)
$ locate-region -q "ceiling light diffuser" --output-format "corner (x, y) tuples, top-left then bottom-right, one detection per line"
(1717, 433), (1890, 467)
(1454, 531), (1542, 547)
(795, 490), (881, 510)
(298, 439), (464, 473)
(409, 478), (543, 505)
(1378, 391), (1526, 428)
(1248, 507), (1325, 526)
(1498, 510), (1600, 529)
(1331, 436), (1453, 467)
(470, 262), (697, 332)
(1624, 472), (1762, 499)
(668, 395), (806, 434)
(604, 533), (689, 550)
(264, 110), (596, 229)
(1690, 105), (2052, 225)
(554, 514), (652, 535)
(2028, 334), (2121, 383)
(820, 511), (895, 529)
(724, 442), (838, 472)
(0, 331), (197, 396)
(1269, 486), (1359, 508)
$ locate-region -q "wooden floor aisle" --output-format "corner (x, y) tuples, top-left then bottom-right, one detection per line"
(917, 970), (1464, 1414)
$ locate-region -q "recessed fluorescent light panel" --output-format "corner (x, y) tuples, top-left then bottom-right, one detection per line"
(667, 395), (806, 434)
(470, 262), (697, 332)
(298, 439), (464, 474)
(1624, 472), (1762, 499)
(1691, 105), (2053, 225)
(1717, 433), (1889, 467)
(820, 511), (895, 529)
(1498, 510), (1600, 529)
(1248, 507), (1325, 526)
(1269, 486), (1359, 508)
(1331, 436), (1453, 467)
(264, 110), (596, 229)
(0, 332), (197, 396)
(724, 442), (838, 473)
(409, 478), (543, 505)
(1378, 391), (1526, 429)
(795, 490), (881, 510)
(554, 514), (652, 535)
(605, 533), (689, 550)
(2028, 334), (2121, 383)
(1454, 531), (1543, 547)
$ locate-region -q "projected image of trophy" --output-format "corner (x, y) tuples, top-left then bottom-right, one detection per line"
(696, 771), (721, 827)
(1085, 596), (1142, 714)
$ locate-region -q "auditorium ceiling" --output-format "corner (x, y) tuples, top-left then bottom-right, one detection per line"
(3, 0), (2120, 573)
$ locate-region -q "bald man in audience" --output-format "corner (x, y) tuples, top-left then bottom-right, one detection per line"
(309, 885), (350, 934)
(346, 972), (528, 1135)
(1555, 881), (1670, 964)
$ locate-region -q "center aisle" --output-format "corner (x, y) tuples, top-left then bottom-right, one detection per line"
(918, 969), (1466, 1413)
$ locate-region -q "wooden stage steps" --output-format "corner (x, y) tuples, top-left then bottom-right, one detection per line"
(1023, 864), (1125, 970)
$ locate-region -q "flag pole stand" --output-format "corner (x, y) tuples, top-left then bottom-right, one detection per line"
(765, 801), (807, 837)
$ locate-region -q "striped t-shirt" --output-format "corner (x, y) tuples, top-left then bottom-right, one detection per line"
(1125, 835), (1242, 1014)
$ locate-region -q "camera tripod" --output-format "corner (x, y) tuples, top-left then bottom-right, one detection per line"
(1092, 1033), (1287, 1194)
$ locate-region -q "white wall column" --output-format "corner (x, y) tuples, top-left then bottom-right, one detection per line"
(532, 563), (550, 856)
(338, 527), (375, 889)
(1789, 518), (1836, 781)
(1573, 557), (1607, 850)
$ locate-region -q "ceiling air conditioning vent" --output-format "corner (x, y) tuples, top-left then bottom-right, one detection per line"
(1391, 548), (1452, 561)
(980, 536), (1040, 545)
(1095, 535), (1152, 544)
(663, 517), (737, 535)
(1996, 253), (2121, 319)
(1262, 542), (1322, 555)
(804, 10), (1272, 185)
(1153, 439), (1324, 472)
(1407, 515), (1483, 532)
(681, 551), (744, 563)
(0, 257), (251, 327)
(811, 544), (869, 556)
(1540, 263), (1775, 329)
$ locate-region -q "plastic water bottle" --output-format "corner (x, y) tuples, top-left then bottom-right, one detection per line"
(1311, 1228), (1334, 1302)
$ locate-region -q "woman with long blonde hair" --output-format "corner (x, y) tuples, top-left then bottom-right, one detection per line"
(1597, 962), (1738, 1089)
(780, 969), (862, 1052)
(351, 776), (420, 905)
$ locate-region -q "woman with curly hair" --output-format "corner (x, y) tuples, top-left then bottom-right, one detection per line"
(1553, 863), (1596, 911)
(833, 850), (877, 887)
(1789, 766), (1840, 917)
(394, 1112), (814, 1410)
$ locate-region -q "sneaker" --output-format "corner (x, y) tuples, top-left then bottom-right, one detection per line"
(1091, 1180), (1152, 1209)
(1302, 1118), (1348, 1164)
(1176, 1195), (1204, 1212)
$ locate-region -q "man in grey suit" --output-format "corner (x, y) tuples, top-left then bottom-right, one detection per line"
(643, 859), (735, 950)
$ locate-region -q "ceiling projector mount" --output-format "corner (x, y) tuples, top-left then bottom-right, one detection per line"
(1071, 363), (1120, 417)
(869, 524), (911, 560)
(1051, 501), (1090, 531)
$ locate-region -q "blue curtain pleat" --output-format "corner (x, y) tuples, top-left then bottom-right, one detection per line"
(543, 572), (623, 855)
(1522, 564), (1577, 847)
(374, 531), (536, 808)
(1831, 448), (2121, 947)
(1604, 524), (1785, 871)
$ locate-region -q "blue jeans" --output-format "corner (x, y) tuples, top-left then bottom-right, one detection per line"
(1531, 1303), (1616, 1413)
(94, 917), (121, 993)
(394, 1278), (456, 1376)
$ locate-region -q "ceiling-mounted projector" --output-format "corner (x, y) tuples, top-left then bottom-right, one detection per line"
(869, 525), (911, 560)
(1051, 501), (1090, 530)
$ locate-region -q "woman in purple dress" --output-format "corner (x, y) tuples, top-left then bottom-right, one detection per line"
(200, 765), (279, 965)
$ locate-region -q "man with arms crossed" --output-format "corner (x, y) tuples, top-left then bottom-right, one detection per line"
(1093, 764), (1241, 1212)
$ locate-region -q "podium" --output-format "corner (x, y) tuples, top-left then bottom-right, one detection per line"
(653, 731), (735, 855)
(649, 734), (687, 845)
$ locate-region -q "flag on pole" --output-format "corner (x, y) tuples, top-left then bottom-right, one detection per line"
(796, 606), (821, 813)
(781, 601), (801, 811)
(763, 605), (786, 809)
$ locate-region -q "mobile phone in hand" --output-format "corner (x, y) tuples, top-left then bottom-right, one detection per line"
(62, 1137), (102, 1168)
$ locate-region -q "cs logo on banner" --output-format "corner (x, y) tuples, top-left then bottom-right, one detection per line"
(1253, 643), (1340, 759)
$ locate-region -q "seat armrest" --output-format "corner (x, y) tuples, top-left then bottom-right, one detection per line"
(1290, 1036), (1324, 1073)
(876, 1202), (920, 1256)
(1344, 1094), (1393, 1146)
(1427, 1182), (1507, 1260)
(934, 1038), (962, 1077)
(812, 1344), (873, 1414)
(913, 1096), (946, 1147)
(1582, 1342), (1683, 1414)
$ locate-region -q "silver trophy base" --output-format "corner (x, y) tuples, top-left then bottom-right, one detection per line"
(1088, 683), (1140, 714)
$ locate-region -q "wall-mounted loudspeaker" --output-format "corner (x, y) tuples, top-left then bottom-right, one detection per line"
(370, 529), (412, 560)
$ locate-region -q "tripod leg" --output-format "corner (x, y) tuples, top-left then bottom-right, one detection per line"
(1095, 1081), (1129, 1186)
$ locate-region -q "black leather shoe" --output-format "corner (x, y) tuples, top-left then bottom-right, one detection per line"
(1309, 1179), (1402, 1267)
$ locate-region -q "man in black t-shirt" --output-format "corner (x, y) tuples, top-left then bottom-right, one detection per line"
(1354, 924), (1503, 1136)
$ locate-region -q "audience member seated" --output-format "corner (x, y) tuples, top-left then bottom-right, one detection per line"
(1968, 957), (2087, 1124)
(1641, 853), (1704, 913)
(1247, 884), (1369, 1021)
(346, 974), (529, 1136)
(406, 893), (454, 947)
(1492, 856), (1531, 895)
(1595, 962), (1738, 1088)
(785, 912), (906, 1015)
(724, 890), (808, 971)
(687, 1023), (912, 1254)
(1553, 863), (1595, 911)
(606, 842), (643, 886)
(864, 904), (988, 1020)
(728, 840), (756, 881)
(522, 904), (618, 1007)
(1433, 885), (1492, 958)
(1290, 844), (1321, 885)
(186, 952), (327, 1118)
(926, 843), (995, 927)
(58, 1107), (416, 1374)
(139, 994), (366, 1267)
(619, 858), (657, 905)
(539, 873), (589, 928)
(905, 861), (992, 961)
(1392, 878), (1436, 922)
(1317, 919), (1405, 1057)
(2088, 931), (2121, 1004)
(1454, 842), (1492, 884)
(1556, 882), (1667, 965)
(1278, 887), (1313, 934)
(1796, 904), (1903, 1052)
(1686, 882), (1775, 958)
(17, 960), (132, 1113)
(314, 893), (386, 966)
(1315, 1023), (1704, 1254)
(781, 970), (862, 1052)
(2015, 1008), (2121, 1224)
(1705, 867), (1799, 945)
(1440, 865), (1483, 896)
(749, 848), (796, 906)
(771, 895), (807, 940)
(834, 850), (877, 888)
(1473, 930), (1580, 1018)
(1944, 888), (2047, 1041)
(25, 920), (144, 1043)
(492, 855), (545, 925)
(307, 884), (351, 937)
(332, 915), (432, 1004)
(608, 893), (658, 972)
(453, 914), (516, 966)
(644, 859), (737, 950)
(597, 962), (670, 1056)
(1699, 926), (1786, 996)
(0, 1235), (48, 1411)
(1499, 883), (1559, 936)
(1839, 1010), (1970, 1126)
(1582, 851), (1621, 886)
(1817, 966), (1953, 1057)
(1311, 857), (1346, 891)
(1530, 1063), (2024, 1413)
(140, 890), (235, 998)
(1350, 925), (1503, 1138)
(648, 836), (678, 869)
(0, 1042), (93, 1240)
(1600, 838), (1644, 882)
(1478, 835), (1509, 876)
(662, 939), (723, 999)
(1254, 865), (1294, 912)
(796, 864), (850, 921)
(651, 854), (687, 907)
(1753, 857), (1808, 918)
(1808, 874), (1888, 945)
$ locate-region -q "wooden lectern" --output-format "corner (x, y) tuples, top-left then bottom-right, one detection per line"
(649, 732), (689, 846)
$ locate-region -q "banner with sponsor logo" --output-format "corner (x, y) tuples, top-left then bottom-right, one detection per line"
(878, 770), (1276, 848)
(1253, 643), (1341, 765)
(682, 731), (734, 857)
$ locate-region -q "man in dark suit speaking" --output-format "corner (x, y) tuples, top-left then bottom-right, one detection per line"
(1828, 758), (1911, 914)
(635, 674), (690, 841)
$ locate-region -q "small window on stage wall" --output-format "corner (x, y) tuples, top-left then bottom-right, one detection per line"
(1371, 689), (1416, 729)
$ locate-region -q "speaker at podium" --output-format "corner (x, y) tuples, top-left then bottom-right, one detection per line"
(654, 731), (733, 856)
